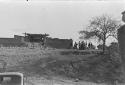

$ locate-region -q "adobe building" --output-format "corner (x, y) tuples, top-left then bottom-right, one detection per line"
(0, 35), (26, 47)
(46, 37), (73, 49)
(0, 34), (73, 49)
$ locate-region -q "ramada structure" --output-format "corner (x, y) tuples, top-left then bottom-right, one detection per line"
(0, 33), (73, 49)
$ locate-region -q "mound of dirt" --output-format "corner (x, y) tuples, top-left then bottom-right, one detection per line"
(1, 48), (121, 85)
(29, 53), (122, 84)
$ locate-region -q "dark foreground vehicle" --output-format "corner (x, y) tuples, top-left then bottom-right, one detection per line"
(0, 72), (23, 85)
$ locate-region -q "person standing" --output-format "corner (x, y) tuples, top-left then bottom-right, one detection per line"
(73, 42), (78, 49)
(118, 11), (125, 82)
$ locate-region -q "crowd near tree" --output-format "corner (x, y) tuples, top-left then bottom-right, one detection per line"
(79, 15), (120, 53)
(73, 41), (95, 50)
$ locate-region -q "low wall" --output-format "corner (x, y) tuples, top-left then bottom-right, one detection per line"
(45, 38), (73, 49)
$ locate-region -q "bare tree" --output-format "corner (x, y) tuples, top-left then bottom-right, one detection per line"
(111, 24), (121, 40)
(79, 15), (120, 53)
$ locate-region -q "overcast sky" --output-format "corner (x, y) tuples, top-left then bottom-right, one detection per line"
(0, 0), (124, 45)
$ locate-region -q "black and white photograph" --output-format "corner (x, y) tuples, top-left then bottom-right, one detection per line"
(0, 0), (124, 85)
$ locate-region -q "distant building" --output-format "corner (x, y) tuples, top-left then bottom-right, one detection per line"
(0, 34), (73, 49)
(0, 36), (26, 47)
(46, 37), (73, 49)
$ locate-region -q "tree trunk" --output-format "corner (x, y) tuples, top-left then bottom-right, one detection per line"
(102, 37), (106, 54)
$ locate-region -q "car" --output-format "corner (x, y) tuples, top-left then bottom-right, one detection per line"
(0, 72), (23, 85)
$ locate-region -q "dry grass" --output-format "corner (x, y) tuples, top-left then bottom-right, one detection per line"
(0, 47), (123, 85)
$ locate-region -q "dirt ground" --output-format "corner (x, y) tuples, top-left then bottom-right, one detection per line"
(0, 47), (122, 85)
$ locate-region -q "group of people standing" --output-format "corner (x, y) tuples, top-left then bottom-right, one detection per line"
(73, 41), (95, 50)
